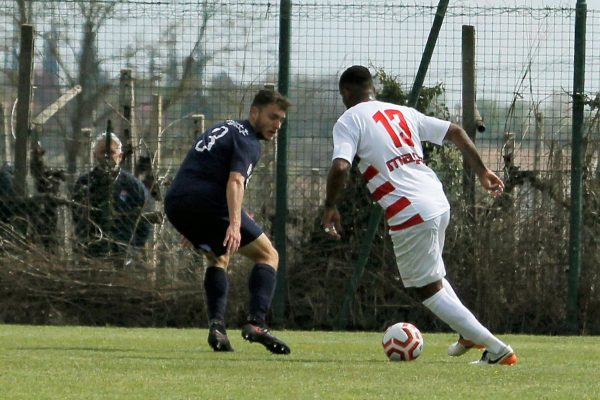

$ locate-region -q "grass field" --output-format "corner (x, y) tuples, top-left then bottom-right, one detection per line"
(1, 324), (599, 399)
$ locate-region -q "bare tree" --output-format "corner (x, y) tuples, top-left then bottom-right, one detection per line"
(161, 0), (218, 113)
(0, 1), (36, 86)
(13, 0), (33, 26)
(63, 1), (116, 182)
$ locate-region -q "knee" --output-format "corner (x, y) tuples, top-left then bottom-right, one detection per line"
(207, 253), (230, 269)
(413, 280), (443, 302)
(260, 245), (279, 270)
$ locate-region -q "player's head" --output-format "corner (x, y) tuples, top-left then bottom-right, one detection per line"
(92, 132), (123, 167)
(249, 89), (291, 141)
(338, 65), (375, 108)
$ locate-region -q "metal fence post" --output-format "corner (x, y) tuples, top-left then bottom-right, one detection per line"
(272, 0), (291, 325)
(461, 25), (477, 221)
(567, 0), (587, 333)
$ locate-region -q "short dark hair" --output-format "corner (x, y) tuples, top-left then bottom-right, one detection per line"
(251, 89), (291, 111)
(339, 65), (373, 91)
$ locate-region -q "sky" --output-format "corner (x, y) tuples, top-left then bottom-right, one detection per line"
(1, 0), (596, 165)
(418, 0), (590, 7)
(2, 0), (597, 109)
(324, 0), (595, 8)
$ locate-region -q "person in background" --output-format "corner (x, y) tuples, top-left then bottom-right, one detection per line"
(71, 132), (151, 262)
(0, 163), (16, 223)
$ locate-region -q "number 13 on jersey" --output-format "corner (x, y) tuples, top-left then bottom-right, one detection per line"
(373, 109), (415, 147)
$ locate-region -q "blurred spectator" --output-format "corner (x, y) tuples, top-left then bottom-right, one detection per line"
(71, 132), (151, 260)
(0, 163), (16, 223)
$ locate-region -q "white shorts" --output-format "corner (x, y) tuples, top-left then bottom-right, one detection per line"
(390, 210), (450, 288)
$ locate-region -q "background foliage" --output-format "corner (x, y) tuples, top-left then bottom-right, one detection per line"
(0, 0), (599, 334)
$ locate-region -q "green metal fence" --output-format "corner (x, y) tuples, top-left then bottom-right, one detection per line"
(0, 0), (599, 333)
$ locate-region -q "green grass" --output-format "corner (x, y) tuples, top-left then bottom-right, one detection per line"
(1, 324), (599, 399)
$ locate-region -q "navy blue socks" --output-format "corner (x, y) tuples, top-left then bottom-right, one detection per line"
(204, 266), (229, 323)
(248, 263), (277, 325)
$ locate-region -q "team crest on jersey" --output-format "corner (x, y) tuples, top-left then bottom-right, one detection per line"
(119, 189), (129, 202)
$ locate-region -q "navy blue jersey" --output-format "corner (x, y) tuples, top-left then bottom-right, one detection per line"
(166, 119), (261, 210)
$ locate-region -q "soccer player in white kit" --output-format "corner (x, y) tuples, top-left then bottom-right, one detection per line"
(322, 65), (517, 366)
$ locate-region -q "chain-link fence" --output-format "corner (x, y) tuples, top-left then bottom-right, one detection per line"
(0, 0), (599, 333)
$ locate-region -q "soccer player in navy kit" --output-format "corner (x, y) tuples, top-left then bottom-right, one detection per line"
(165, 90), (291, 354)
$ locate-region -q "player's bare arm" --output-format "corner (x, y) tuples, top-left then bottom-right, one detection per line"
(322, 158), (351, 238)
(224, 171), (245, 253)
(445, 123), (504, 197)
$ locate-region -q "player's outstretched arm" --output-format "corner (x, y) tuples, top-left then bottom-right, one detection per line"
(445, 123), (504, 197)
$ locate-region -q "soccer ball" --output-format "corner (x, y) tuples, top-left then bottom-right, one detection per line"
(382, 322), (424, 361)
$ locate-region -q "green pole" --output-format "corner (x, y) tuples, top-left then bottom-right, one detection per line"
(567, 0), (586, 333)
(407, 0), (450, 105)
(336, 0), (450, 329)
(272, 0), (291, 325)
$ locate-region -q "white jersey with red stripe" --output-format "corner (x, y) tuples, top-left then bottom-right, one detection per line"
(332, 100), (451, 230)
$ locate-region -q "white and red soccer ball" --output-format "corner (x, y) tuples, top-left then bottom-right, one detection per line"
(382, 322), (424, 361)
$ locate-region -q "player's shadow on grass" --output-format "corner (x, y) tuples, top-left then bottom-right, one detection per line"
(12, 346), (133, 352)
(12, 346), (401, 364)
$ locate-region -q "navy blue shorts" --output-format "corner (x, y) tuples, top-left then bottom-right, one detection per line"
(164, 195), (263, 257)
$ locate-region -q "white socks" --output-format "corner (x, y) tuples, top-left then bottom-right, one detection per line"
(422, 287), (507, 354)
(442, 278), (460, 301)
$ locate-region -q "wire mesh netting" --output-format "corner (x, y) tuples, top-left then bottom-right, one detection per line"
(0, 0), (599, 332)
